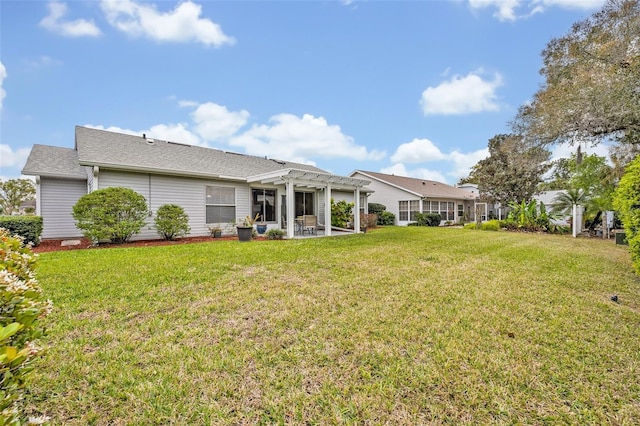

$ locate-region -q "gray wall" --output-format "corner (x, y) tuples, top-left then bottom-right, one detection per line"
(98, 170), (251, 240)
(40, 177), (87, 239)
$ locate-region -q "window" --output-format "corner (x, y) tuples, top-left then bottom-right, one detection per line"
(206, 186), (235, 223)
(423, 200), (455, 221)
(359, 194), (367, 213)
(399, 201), (408, 221)
(399, 200), (419, 221)
(409, 200), (419, 221)
(252, 189), (276, 222)
(295, 192), (314, 217)
(458, 204), (464, 218)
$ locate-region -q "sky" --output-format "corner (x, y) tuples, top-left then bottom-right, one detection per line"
(0, 0), (613, 185)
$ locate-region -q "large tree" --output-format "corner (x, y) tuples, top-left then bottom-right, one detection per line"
(0, 179), (36, 215)
(512, 0), (640, 147)
(462, 134), (551, 205)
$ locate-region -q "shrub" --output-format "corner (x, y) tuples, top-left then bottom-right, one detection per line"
(378, 211), (395, 226)
(464, 222), (479, 230)
(480, 220), (502, 231)
(72, 187), (148, 244)
(153, 204), (190, 241)
(414, 213), (441, 227)
(331, 199), (354, 228)
(0, 228), (52, 424)
(265, 228), (285, 240)
(368, 203), (386, 216)
(0, 216), (43, 245)
(613, 155), (640, 274)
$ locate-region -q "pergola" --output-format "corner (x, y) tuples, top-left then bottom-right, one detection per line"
(247, 168), (371, 239)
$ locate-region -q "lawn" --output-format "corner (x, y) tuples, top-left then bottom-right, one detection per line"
(27, 227), (640, 424)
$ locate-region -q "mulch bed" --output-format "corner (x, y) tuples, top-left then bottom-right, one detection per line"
(32, 235), (265, 253)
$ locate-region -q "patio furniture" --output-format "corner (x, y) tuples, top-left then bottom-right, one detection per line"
(302, 215), (317, 235)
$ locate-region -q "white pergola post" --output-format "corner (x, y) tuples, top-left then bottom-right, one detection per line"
(324, 183), (332, 236)
(354, 188), (361, 233)
(286, 181), (295, 239)
(572, 204), (583, 238)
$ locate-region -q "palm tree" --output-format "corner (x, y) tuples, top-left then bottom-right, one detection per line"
(551, 188), (588, 216)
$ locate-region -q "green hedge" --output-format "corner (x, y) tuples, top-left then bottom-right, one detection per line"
(0, 216), (43, 245)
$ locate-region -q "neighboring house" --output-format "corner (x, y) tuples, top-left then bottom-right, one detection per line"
(22, 126), (370, 240)
(17, 199), (36, 215)
(349, 170), (477, 225)
(456, 183), (504, 220)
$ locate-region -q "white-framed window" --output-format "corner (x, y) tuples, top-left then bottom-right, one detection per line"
(252, 188), (276, 222)
(399, 200), (419, 221)
(409, 200), (419, 221)
(423, 200), (455, 221)
(206, 186), (236, 223)
(399, 201), (408, 221)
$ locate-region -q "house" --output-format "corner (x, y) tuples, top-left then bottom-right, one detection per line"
(348, 170), (478, 225)
(22, 126), (371, 240)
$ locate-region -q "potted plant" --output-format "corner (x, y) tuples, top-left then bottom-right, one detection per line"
(208, 226), (222, 238)
(236, 213), (259, 242)
(256, 217), (267, 235)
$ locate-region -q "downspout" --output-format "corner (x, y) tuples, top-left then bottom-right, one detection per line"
(92, 166), (99, 192)
(35, 176), (41, 216)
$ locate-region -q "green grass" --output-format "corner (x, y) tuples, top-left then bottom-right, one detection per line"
(27, 227), (640, 424)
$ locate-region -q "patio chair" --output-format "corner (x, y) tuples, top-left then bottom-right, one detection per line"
(302, 215), (317, 235)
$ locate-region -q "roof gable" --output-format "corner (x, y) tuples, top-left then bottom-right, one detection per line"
(22, 145), (87, 179)
(352, 170), (476, 200)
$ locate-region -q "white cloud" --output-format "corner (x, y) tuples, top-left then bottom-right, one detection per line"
(468, 0), (606, 21)
(0, 145), (31, 168)
(39, 2), (102, 37)
(191, 102), (249, 141)
(0, 62), (6, 110)
(420, 71), (503, 115)
(380, 163), (447, 183)
(469, 0), (521, 21)
(390, 138), (447, 163)
(229, 113), (386, 163)
(100, 0), (235, 47)
(86, 123), (202, 146)
(387, 138), (489, 183)
(178, 99), (199, 108)
(448, 148), (490, 179)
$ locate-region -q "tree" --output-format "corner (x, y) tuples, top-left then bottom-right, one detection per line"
(0, 179), (35, 215)
(153, 204), (190, 240)
(72, 187), (148, 244)
(613, 155), (640, 273)
(512, 0), (640, 147)
(610, 141), (640, 180)
(463, 134), (551, 205)
(570, 154), (616, 200)
(551, 188), (588, 216)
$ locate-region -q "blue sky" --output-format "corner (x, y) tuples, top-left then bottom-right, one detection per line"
(1, 0), (611, 184)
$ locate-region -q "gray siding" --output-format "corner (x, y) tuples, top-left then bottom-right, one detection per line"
(40, 177), (87, 239)
(351, 172), (419, 225)
(98, 170), (252, 240)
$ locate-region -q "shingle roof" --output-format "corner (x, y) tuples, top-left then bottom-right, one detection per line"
(353, 170), (476, 200)
(74, 126), (326, 179)
(22, 145), (87, 179)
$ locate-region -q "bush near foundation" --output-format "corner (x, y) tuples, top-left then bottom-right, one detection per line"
(153, 204), (190, 241)
(72, 187), (148, 244)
